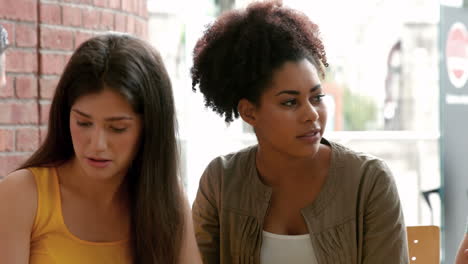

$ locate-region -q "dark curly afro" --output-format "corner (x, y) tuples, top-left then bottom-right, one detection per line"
(191, 0), (328, 123)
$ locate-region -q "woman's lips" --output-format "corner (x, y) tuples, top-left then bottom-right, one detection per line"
(86, 157), (111, 168)
(297, 131), (321, 143)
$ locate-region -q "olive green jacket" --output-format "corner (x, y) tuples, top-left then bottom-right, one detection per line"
(192, 139), (409, 264)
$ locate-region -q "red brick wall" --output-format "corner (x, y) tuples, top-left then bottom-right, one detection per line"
(0, 0), (148, 177)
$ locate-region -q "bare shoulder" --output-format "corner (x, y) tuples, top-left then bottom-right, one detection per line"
(0, 168), (37, 198)
(0, 169), (37, 226)
(0, 169), (37, 264)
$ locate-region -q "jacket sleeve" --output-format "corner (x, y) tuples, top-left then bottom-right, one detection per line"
(192, 161), (221, 264)
(362, 160), (409, 264)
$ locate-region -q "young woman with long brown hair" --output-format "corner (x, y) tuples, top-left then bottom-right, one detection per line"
(0, 34), (201, 264)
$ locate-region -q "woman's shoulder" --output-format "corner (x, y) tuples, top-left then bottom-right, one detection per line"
(327, 139), (394, 186)
(328, 140), (388, 169)
(1, 168), (37, 197)
(205, 145), (257, 173)
(0, 168), (38, 231)
(199, 145), (257, 190)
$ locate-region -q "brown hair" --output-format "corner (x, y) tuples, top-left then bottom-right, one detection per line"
(20, 34), (184, 264)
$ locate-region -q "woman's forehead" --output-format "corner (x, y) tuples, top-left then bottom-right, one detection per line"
(72, 89), (137, 117)
(266, 59), (321, 92)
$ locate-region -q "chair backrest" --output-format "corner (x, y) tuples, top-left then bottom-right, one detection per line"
(407, 225), (440, 264)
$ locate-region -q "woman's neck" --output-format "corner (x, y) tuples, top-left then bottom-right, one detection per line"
(255, 144), (330, 187)
(57, 158), (128, 207)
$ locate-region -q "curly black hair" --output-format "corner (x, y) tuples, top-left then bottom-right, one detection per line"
(191, 0), (328, 123)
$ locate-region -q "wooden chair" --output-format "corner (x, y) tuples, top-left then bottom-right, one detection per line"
(407, 225), (440, 264)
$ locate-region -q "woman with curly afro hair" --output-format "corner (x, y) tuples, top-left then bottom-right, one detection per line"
(191, 1), (409, 264)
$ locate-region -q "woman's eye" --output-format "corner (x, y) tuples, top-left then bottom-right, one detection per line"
(311, 94), (326, 103)
(77, 121), (92, 127)
(282, 99), (297, 107)
(111, 127), (127, 133)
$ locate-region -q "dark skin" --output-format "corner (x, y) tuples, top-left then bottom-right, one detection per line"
(259, 144), (330, 235)
(238, 59), (331, 235)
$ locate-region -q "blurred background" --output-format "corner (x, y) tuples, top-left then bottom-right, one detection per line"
(1, 0), (467, 263)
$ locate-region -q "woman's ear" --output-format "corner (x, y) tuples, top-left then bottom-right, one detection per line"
(238, 98), (257, 126)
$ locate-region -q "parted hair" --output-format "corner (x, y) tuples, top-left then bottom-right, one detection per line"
(20, 34), (185, 264)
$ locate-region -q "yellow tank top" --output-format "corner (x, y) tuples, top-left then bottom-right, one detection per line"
(29, 167), (132, 264)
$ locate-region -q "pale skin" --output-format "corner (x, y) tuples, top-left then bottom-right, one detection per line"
(456, 233), (468, 264)
(238, 58), (331, 235)
(0, 88), (201, 263)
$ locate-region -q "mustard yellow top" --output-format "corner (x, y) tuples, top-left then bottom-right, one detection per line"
(29, 167), (131, 264)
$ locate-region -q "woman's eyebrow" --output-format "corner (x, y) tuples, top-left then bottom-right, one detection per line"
(275, 84), (322, 96)
(71, 109), (134, 121)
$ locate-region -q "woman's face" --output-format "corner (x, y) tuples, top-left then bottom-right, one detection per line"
(69, 88), (142, 181)
(246, 58), (327, 158)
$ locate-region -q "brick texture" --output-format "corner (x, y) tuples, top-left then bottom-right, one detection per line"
(16, 128), (39, 151)
(62, 6), (82, 27)
(15, 23), (38, 48)
(0, 0), (37, 22)
(40, 3), (62, 25)
(100, 11), (114, 30)
(40, 53), (67, 75)
(0, 101), (38, 124)
(39, 102), (51, 125)
(6, 49), (38, 73)
(0, 76), (14, 98)
(82, 9), (100, 30)
(75, 31), (93, 48)
(109, 0), (121, 9)
(115, 13), (126, 32)
(0, 129), (14, 152)
(94, 0), (108, 8)
(40, 27), (74, 50)
(16, 75), (38, 98)
(39, 77), (59, 99)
